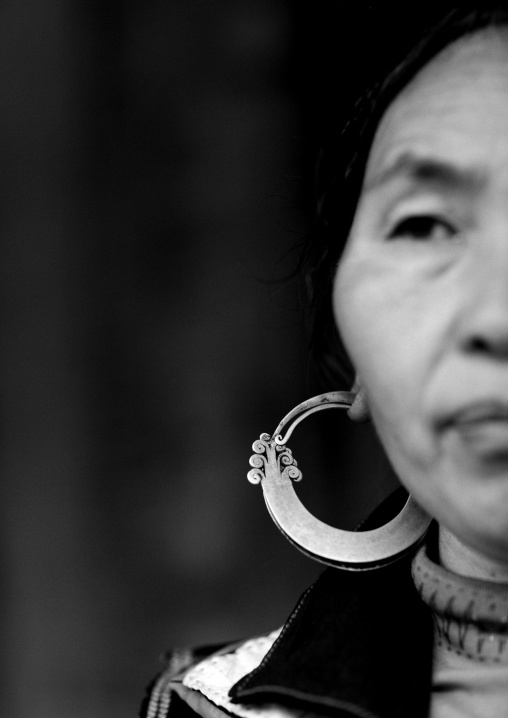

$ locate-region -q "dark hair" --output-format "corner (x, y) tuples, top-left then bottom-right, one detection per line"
(301, 5), (508, 390)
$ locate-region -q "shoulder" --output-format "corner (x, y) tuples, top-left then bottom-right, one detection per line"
(139, 629), (289, 718)
(140, 489), (433, 718)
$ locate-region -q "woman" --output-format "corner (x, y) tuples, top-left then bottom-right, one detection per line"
(141, 7), (508, 718)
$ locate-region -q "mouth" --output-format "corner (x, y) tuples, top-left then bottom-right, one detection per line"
(448, 401), (508, 426)
(441, 401), (508, 457)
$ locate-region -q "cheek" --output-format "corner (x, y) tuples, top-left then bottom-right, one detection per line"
(333, 255), (419, 397)
(332, 254), (437, 465)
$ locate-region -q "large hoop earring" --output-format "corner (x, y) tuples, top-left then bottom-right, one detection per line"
(247, 391), (431, 571)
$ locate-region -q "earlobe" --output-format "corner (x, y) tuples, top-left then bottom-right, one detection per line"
(348, 379), (370, 422)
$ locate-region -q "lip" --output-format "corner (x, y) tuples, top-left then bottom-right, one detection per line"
(444, 401), (508, 427)
(438, 400), (508, 457)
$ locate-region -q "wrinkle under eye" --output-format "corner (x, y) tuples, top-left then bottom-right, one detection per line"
(388, 215), (456, 241)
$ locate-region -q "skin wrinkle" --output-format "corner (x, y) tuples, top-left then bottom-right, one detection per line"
(363, 153), (488, 198)
(333, 28), (508, 580)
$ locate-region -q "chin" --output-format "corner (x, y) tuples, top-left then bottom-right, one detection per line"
(439, 483), (508, 566)
(399, 454), (508, 566)
(464, 518), (508, 565)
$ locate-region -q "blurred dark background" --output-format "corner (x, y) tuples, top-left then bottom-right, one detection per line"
(0, 2), (392, 716)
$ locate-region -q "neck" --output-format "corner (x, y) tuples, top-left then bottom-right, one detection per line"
(439, 527), (508, 583)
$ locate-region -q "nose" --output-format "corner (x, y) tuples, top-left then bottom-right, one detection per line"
(459, 242), (508, 359)
(464, 317), (508, 357)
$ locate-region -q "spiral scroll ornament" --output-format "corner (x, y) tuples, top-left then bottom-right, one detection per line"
(247, 433), (302, 486)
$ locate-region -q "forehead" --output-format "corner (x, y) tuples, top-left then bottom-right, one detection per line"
(365, 27), (508, 189)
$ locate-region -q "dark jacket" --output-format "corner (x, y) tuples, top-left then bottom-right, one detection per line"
(140, 492), (435, 718)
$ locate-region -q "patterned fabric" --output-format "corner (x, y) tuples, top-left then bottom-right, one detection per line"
(142, 648), (197, 718)
(182, 630), (305, 718)
(412, 542), (508, 717)
(412, 542), (508, 663)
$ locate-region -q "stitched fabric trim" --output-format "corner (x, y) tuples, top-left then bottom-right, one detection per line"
(182, 629), (305, 718)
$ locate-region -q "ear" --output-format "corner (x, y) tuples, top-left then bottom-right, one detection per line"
(347, 377), (370, 423)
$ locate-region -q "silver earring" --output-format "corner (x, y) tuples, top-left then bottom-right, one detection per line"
(248, 391), (431, 571)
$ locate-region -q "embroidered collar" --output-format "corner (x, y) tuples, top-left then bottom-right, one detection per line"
(412, 541), (508, 663)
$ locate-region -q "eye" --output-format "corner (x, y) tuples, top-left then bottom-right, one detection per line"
(388, 215), (457, 241)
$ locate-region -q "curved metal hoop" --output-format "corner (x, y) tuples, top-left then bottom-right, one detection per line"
(248, 391), (432, 571)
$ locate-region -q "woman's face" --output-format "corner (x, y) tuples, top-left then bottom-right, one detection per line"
(334, 28), (508, 563)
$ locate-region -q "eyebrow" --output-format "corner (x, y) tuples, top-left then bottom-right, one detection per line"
(363, 151), (485, 195)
